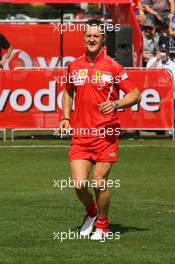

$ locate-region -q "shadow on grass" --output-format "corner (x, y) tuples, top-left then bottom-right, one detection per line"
(72, 223), (149, 234)
(109, 223), (149, 234)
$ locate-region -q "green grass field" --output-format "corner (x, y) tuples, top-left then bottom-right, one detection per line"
(0, 138), (175, 264)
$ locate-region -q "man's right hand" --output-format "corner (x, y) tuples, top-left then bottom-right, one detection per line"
(59, 119), (70, 136)
(155, 12), (162, 21)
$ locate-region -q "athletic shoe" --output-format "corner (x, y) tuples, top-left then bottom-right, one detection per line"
(80, 214), (97, 236)
(91, 228), (111, 241)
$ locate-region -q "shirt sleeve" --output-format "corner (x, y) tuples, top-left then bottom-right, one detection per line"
(146, 57), (157, 68)
(114, 64), (137, 94)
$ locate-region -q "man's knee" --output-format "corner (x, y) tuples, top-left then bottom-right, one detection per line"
(92, 179), (107, 191)
(73, 179), (89, 190)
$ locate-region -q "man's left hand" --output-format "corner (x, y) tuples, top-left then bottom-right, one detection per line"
(98, 100), (118, 114)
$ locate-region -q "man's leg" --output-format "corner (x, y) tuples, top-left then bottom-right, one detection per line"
(91, 162), (112, 240)
(70, 159), (93, 206)
(70, 159), (97, 236)
(93, 162), (112, 216)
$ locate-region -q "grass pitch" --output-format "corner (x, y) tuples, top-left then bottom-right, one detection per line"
(0, 138), (175, 264)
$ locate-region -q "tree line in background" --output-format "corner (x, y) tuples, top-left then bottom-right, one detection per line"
(0, 4), (82, 19)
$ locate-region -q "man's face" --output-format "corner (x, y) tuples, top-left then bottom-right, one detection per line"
(159, 51), (169, 63)
(84, 25), (104, 55)
(144, 26), (154, 37)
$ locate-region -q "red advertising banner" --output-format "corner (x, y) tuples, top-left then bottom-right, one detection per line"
(0, 24), (85, 69)
(0, 69), (174, 129)
(0, 70), (63, 128)
(119, 69), (174, 129)
(0, 19), (142, 69)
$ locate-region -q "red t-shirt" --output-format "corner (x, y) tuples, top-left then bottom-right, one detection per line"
(66, 48), (136, 136)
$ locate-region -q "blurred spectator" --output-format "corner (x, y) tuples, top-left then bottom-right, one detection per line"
(0, 33), (12, 69)
(146, 43), (175, 136)
(169, 15), (175, 46)
(131, 0), (146, 24)
(146, 44), (175, 78)
(143, 0), (174, 31)
(142, 18), (159, 66)
(159, 32), (170, 49)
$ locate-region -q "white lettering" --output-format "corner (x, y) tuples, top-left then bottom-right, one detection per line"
(118, 89), (160, 112)
(34, 81), (56, 111)
(10, 89), (32, 112)
(0, 90), (10, 111)
(141, 89), (160, 112)
(0, 86), (161, 113)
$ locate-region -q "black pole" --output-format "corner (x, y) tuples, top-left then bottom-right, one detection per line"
(60, 4), (64, 67)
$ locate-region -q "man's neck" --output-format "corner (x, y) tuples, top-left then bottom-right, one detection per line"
(87, 53), (96, 62)
(86, 48), (102, 62)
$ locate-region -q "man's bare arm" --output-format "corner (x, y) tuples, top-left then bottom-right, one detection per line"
(169, 0), (174, 16)
(98, 88), (141, 114)
(59, 88), (74, 130)
(117, 88), (141, 109)
(62, 88), (74, 119)
(0, 46), (12, 66)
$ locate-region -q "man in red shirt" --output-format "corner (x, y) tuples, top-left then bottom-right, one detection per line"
(0, 33), (12, 69)
(59, 20), (141, 241)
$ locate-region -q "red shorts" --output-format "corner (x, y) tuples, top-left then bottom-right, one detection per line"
(69, 135), (119, 163)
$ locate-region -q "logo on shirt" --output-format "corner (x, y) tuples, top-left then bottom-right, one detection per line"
(71, 69), (88, 85)
(79, 70), (87, 77)
(109, 152), (116, 157)
(120, 72), (128, 81)
(93, 70), (113, 83)
(94, 70), (102, 78)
